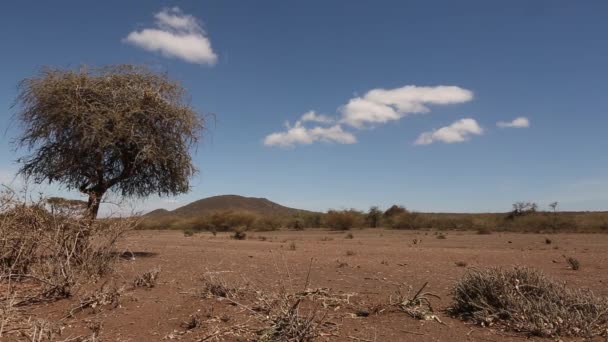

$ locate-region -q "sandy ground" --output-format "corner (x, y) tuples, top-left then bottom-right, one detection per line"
(20, 229), (608, 341)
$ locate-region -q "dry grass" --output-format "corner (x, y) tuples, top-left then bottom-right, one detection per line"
(389, 282), (442, 322)
(450, 266), (608, 338)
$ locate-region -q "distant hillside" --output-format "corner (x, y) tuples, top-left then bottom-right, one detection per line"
(145, 195), (309, 218)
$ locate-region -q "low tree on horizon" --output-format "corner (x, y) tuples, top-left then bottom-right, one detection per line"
(366, 206), (382, 228)
(13, 64), (204, 220)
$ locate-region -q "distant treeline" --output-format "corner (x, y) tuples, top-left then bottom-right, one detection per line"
(139, 204), (608, 233)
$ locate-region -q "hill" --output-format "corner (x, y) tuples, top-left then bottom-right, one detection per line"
(145, 195), (309, 218)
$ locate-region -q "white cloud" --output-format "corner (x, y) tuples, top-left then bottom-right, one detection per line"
(341, 85), (473, 128)
(300, 111), (334, 124)
(497, 117), (530, 128)
(264, 121), (356, 148)
(124, 7), (217, 65)
(415, 118), (483, 145)
(264, 85), (475, 148)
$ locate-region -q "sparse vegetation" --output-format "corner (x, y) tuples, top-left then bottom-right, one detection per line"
(133, 268), (161, 288)
(566, 256), (580, 270)
(232, 228), (247, 240)
(324, 209), (362, 230)
(455, 261), (467, 267)
(450, 267), (608, 337)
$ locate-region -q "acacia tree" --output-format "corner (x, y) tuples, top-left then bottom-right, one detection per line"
(365, 206), (382, 228)
(14, 65), (203, 219)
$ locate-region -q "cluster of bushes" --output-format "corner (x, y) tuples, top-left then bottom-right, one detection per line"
(140, 204), (608, 233)
(139, 210), (325, 233)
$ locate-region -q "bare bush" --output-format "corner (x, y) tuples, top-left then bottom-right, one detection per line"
(389, 282), (442, 322)
(133, 267), (161, 288)
(201, 274), (238, 298)
(258, 298), (319, 342)
(0, 190), (134, 305)
(450, 266), (608, 338)
(68, 284), (124, 318)
(566, 257), (580, 270)
(324, 210), (362, 230)
(232, 228), (247, 240)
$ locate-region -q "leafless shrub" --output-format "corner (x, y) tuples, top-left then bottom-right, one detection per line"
(67, 284), (124, 318)
(201, 274), (237, 298)
(566, 257), (580, 270)
(232, 228), (247, 240)
(0, 190), (135, 305)
(133, 267), (161, 288)
(181, 313), (202, 330)
(258, 298), (319, 342)
(288, 242), (297, 251)
(390, 282), (442, 322)
(450, 266), (608, 337)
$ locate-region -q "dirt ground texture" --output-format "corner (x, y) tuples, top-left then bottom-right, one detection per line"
(16, 229), (608, 341)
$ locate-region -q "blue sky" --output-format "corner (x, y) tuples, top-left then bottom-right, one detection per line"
(1, 1), (607, 213)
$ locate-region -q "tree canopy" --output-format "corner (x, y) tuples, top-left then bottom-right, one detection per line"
(14, 65), (204, 218)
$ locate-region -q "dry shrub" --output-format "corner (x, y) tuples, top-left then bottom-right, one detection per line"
(258, 298), (319, 342)
(450, 266), (608, 338)
(389, 282), (441, 322)
(232, 228), (247, 240)
(68, 284), (124, 317)
(0, 191), (134, 305)
(133, 267), (161, 288)
(201, 274), (238, 298)
(255, 216), (283, 231)
(566, 257), (580, 270)
(324, 210), (362, 230)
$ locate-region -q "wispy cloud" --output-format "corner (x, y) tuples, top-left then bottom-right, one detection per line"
(415, 118), (483, 145)
(341, 85), (473, 128)
(264, 85), (474, 148)
(124, 7), (217, 65)
(497, 117), (530, 128)
(300, 111), (334, 124)
(264, 112), (354, 148)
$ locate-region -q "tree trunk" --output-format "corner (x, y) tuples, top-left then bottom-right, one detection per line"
(86, 191), (103, 220)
